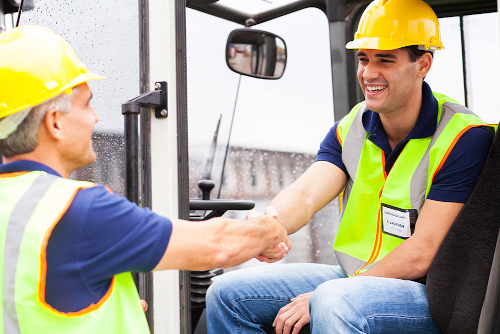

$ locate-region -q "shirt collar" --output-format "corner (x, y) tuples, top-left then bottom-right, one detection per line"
(0, 160), (61, 177)
(361, 81), (438, 154)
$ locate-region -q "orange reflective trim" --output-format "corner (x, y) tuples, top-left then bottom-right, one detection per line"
(432, 125), (484, 182)
(338, 188), (345, 213)
(355, 207), (383, 275)
(381, 150), (387, 179)
(336, 126), (343, 147)
(37, 183), (114, 317)
(0, 171), (30, 178)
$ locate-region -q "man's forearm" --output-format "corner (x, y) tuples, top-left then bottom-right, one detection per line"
(154, 215), (288, 271)
(268, 161), (347, 235)
(357, 238), (434, 280)
(269, 186), (314, 234)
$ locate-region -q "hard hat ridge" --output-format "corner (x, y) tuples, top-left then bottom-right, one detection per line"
(346, 0), (444, 51)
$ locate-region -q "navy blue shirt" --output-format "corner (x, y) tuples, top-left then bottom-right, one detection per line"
(0, 160), (172, 312)
(317, 82), (494, 203)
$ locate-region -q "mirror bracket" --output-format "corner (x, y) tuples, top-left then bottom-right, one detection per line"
(121, 81), (168, 119)
(245, 18), (256, 27)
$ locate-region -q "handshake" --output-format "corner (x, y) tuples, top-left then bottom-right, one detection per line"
(246, 205), (292, 263)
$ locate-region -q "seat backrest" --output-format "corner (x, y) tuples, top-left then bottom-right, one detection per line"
(427, 124), (500, 333)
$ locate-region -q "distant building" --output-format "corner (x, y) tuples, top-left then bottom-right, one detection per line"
(190, 146), (340, 266)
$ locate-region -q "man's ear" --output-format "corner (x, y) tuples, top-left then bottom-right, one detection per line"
(417, 52), (433, 78)
(43, 108), (65, 140)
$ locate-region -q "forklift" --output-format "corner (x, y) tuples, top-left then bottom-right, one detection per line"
(2, 0), (500, 333)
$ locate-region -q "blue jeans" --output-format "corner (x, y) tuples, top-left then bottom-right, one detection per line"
(206, 263), (440, 333)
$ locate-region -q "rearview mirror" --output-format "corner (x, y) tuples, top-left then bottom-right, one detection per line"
(226, 28), (287, 80)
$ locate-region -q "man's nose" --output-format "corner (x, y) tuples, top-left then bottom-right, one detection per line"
(363, 63), (379, 81)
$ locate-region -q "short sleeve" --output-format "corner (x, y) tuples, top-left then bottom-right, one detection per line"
(76, 186), (172, 279)
(316, 121), (348, 175)
(427, 126), (494, 203)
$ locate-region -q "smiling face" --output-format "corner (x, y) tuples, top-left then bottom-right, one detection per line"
(357, 48), (426, 116)
(59, 83), (99, 170)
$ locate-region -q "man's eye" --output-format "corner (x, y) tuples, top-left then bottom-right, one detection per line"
(358, 58), (368, 62)
(380, 59), (393, 63)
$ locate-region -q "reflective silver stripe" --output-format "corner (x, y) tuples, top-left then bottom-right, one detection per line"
(334, 250), (378, 276)
(442, 101), (477, 117)
(340, 178), (353, 218)
(341, 102), (366, 215)
(409, 102), (471, 211)
(342, 102), (367, 181)
(3, 174), (57, 334)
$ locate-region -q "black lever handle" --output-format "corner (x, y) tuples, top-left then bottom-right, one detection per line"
(198, 180), (215, 200)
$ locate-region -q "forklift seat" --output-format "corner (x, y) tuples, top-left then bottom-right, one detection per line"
(427, 123), (500, 333)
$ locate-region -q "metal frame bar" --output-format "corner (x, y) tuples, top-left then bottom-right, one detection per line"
(187, 0), (497, 26)
(0, 1), (5, 32)
(459, 15), (469, 108)
(187, 0), (325, 26)
(175, 1), (192, 333)
(430, 2), (497, 18)
(138, 0), (155, 330)
(148, 0), (184, 333)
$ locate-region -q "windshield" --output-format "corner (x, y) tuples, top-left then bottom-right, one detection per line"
(187, 7), (338, 267)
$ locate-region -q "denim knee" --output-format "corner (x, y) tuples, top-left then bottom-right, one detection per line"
(207, 273), (232, 308)
(206, 269), (250, 309)
(309, 279), (353, 316)
(309, 279), (366, 332)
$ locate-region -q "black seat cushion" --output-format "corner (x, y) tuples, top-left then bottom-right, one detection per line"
(427, 124), (500, 333)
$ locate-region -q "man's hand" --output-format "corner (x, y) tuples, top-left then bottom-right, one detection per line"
(256, 242), (289, 263)
(247, 205), (292, 262)
(273, 292), (313, 334)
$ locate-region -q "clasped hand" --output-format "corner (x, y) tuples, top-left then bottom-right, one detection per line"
(246, 205), (292, 263)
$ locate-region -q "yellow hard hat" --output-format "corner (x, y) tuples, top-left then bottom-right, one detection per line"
(0, 26), (104, 119)
(346, 0), (444, 51)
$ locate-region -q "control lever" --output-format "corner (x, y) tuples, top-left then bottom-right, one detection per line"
(189, 179), (255, 221)
(198, 179), (215, 200)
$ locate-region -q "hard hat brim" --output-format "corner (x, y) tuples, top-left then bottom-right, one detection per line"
(62, 70), (105, 94)
(2, 71), (105, 118)
(346, 37), (444, 51)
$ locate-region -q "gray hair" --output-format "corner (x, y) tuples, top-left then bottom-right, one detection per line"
(0, 88), (76, 158)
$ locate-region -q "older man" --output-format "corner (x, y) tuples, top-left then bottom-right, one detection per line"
(0, 25), (290, 333)
(206, 0), (496, 333)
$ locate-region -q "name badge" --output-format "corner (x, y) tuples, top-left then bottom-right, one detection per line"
(381, 204), (418, 239)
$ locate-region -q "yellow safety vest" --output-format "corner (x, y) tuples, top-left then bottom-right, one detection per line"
(334, 93), (495, 276)
(0, 171), (150, 333)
